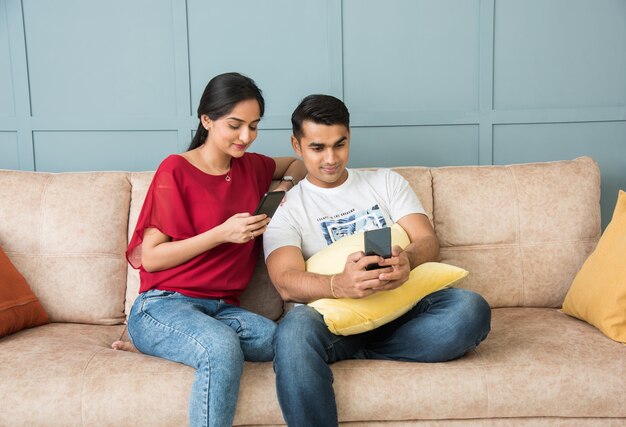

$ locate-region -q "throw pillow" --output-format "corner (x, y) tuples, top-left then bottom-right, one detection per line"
(0, 247), (49, 338)
(562, 190), (626, 343)
(307, 224), (469, 336)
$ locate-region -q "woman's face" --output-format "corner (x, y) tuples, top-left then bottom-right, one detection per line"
(202, 98), (261, 158)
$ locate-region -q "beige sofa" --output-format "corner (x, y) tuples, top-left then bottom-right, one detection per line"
(1, 156), (625, 426)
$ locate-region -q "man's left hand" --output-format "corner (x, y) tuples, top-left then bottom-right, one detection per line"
(376, 245), (411, 290)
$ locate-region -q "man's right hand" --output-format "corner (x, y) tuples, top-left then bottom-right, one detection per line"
(334, 251), (394, 298)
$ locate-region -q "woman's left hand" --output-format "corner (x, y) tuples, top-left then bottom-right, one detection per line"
(219, 212), (269, 244)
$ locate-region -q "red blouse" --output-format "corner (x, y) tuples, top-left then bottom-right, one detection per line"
(127, 153), (275, 305)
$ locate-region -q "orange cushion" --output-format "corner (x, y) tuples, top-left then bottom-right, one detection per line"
(0, 247), (49, 338)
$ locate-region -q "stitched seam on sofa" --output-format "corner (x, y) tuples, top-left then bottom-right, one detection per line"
(1, 252), (124, 258)
(80, 347), (108, 427)
(506, 166), (525, 307)
(427, 168), (437, 235)
(333, 360), (616, 372)
(122, 173), (132, 250)
(332, 363), (490, 371)
(117, 324), (129, 341)
(473, 345), (491, 418)
(38, 175), (52, 255)
(439, 238), (600, 250)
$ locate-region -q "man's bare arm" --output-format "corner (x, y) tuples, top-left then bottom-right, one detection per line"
(396, 213), (440, 269)
(266, 246), (393, 303)
(266, 246), (332, 303)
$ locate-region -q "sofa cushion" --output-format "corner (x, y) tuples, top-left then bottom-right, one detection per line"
(0, 323), (126, 426)
(0, 170), (130, 325)
(562, 190), (626, 343)
(391, 167), (434, 222)
(330, 308), (626, 422)
(432, 157), (601, 308)
(0, 246), (49, 337)
(307, 224), (467, 335)
(3, 309), (624, 426)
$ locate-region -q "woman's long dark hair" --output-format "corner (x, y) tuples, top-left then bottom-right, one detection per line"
(188, 72), (265, 151)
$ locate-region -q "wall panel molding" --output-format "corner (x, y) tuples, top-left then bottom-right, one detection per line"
(0, 0), (624, 226)
(5, 0), (33, 170)
(0, 1), (15, 119)
(186, 0), (342, 131)
(478, 0), (495, 165)
(171, 0), (193, 152)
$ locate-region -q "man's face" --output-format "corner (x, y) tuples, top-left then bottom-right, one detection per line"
(292, 121), (350, 189)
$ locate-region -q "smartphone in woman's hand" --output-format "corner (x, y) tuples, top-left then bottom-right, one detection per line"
(253, 191), (285, 217)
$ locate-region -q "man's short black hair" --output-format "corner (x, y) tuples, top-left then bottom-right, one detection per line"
(291, 95), (350, 140)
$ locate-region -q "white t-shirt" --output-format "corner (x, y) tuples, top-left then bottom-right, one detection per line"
(263, 168), (426, 261)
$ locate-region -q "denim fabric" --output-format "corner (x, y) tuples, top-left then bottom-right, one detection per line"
(273, 288), (491, 427)
(128, 289), (276, 427)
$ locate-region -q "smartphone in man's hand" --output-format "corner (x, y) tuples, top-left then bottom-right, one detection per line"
(364, 227), (392, 270)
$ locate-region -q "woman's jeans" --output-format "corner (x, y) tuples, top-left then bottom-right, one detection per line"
(273, 288), (491, 427)
(128, 289), (276, 427)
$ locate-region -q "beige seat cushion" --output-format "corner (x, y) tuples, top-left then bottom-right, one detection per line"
(3, 308), (624, 426)
(0, 323), (126, 426)
(331, 308), (626, 422)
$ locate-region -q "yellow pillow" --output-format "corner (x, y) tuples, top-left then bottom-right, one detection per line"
(307, 224), (469, 335)
(562, 190), (626, 343)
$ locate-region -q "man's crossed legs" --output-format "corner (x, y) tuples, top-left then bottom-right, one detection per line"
(273, 287), (491, 427)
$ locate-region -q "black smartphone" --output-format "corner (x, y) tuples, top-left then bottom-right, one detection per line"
(364, 227), (392, 270)
(253, 190), (285, 217)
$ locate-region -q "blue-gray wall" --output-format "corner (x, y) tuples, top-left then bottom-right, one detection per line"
(1, 0), (625, 227)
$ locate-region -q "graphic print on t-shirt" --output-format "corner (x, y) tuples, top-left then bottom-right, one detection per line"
(318, 204), (387, 245)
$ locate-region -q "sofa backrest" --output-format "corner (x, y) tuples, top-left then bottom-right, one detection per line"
(0, 157), (601, 326)
(0, 170), (129, 325)
(429, 156), (601, 308)
(350, 157), (599, 308)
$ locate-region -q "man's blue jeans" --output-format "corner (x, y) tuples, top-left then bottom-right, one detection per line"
(128, 289), (276, 427)
(273, 287), (491, 427)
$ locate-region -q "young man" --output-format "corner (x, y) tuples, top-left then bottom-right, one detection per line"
(263, 95), (491, 427)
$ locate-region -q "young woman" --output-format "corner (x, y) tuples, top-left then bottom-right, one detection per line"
(121, 72), (305, 427)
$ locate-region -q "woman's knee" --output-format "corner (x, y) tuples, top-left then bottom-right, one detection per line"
(195, 332), (245, 382)
(126, 310), (163, 356)
(242, 316), (276, 362)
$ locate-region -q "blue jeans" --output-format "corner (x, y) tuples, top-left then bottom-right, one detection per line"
(128, 289), (276, 427)
(273, 287), (491, 427)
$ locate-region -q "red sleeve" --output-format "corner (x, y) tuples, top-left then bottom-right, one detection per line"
(126, 157), (194, 269)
